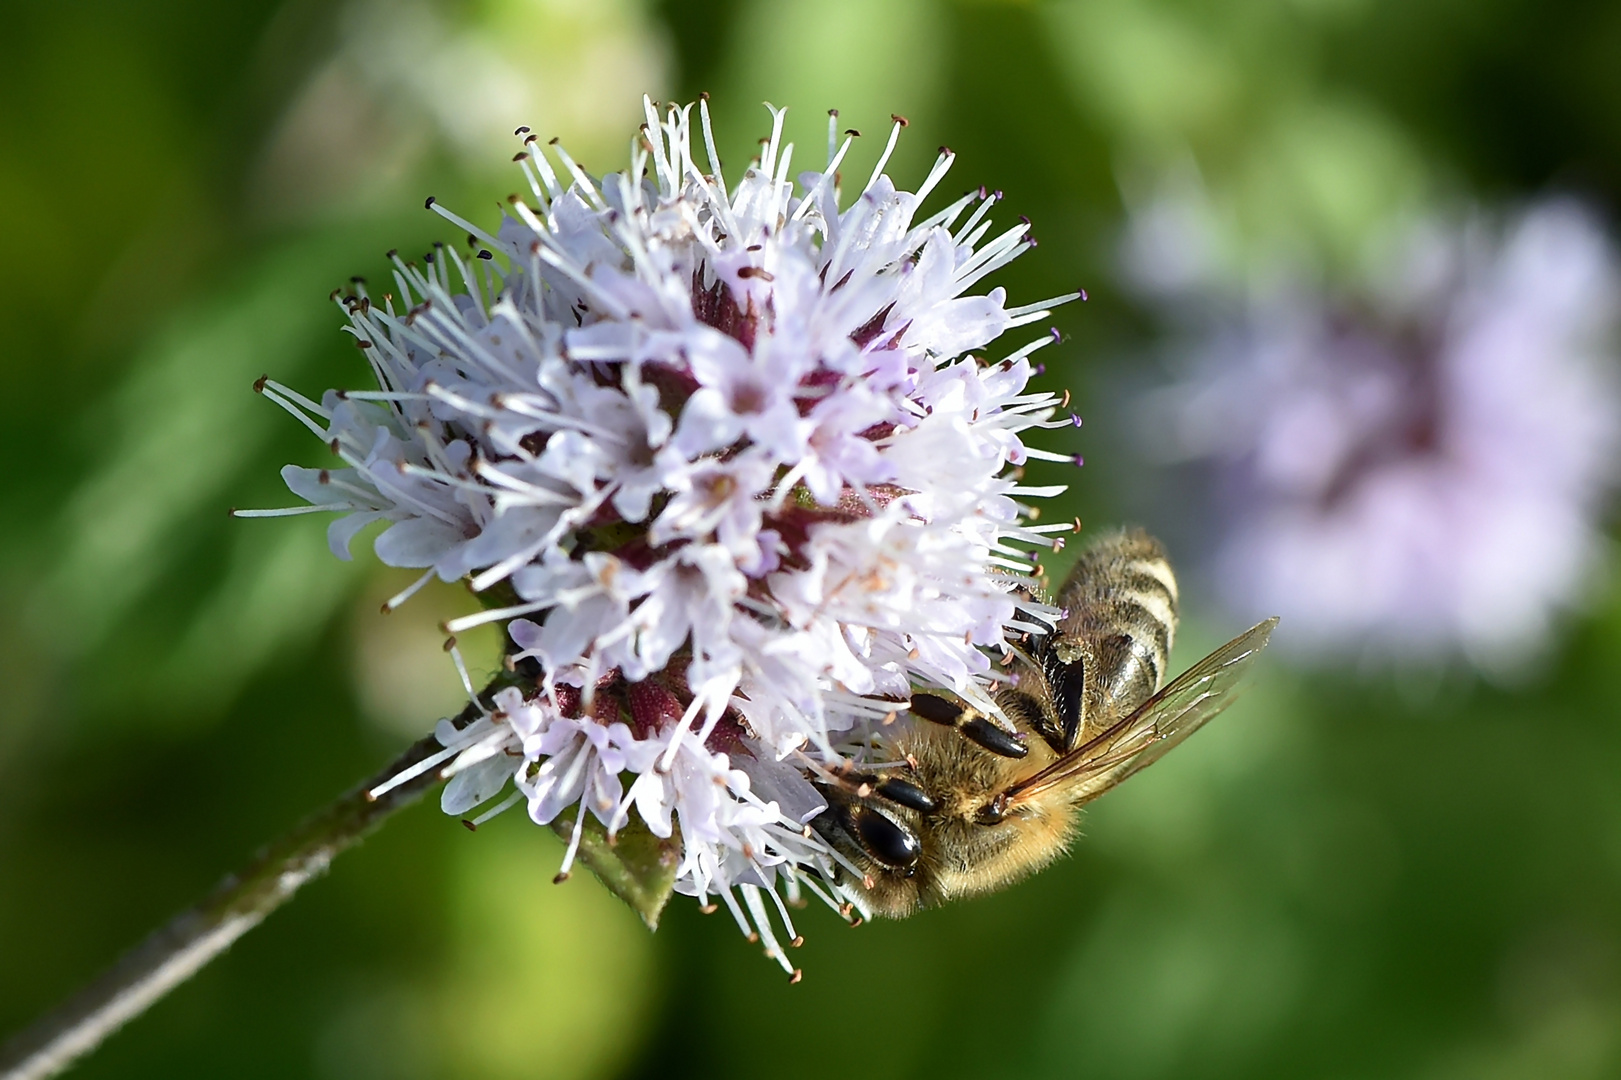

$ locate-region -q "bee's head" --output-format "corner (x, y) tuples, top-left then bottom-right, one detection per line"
(807, 783), (928, 918)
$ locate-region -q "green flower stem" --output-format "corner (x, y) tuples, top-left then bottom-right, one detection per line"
(0, 697), (485, 1080)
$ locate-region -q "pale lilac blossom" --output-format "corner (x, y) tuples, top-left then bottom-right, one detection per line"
(1130, 196), (1621, 673)
(245, 99), (1080, 968)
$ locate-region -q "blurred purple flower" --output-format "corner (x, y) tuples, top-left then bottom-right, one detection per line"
(1131, 199), (1621, 672)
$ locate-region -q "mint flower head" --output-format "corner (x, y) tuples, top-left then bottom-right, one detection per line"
(246, 97), (1080, 971)
(1129, 196), (1620, 673)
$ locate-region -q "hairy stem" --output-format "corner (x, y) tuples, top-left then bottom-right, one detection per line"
(0, 696), (488, 1080)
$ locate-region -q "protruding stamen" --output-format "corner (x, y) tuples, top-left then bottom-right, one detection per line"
(864, 115), (907, 194)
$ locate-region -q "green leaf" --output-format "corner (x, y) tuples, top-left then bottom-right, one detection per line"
(550, 811), (681, 931)
(470, 576), (523, 613)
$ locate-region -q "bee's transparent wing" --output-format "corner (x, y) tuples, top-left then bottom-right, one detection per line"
(1004, 617), (1278, 809)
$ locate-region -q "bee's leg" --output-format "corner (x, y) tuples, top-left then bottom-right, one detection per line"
(908, 693), (1030, 759)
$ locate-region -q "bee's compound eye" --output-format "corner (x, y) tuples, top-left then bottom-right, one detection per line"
(850, 807), (921, 869)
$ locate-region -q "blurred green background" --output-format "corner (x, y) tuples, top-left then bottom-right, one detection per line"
(6, 0), (1621, 1077)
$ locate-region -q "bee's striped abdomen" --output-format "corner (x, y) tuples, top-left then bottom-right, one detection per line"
(1047, 529), (1180, 748)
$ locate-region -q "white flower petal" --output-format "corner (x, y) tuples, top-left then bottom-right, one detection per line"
(373, 516), (466, 569)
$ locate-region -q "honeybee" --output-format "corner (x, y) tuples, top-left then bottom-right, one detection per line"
(809, 529), (1277, 917)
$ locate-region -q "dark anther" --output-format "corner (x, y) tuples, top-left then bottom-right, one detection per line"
(891, 114), (909, 127)
(424, 195), (436, 209)
(907, 694), (962, 726)
(849, 808), (920, 869)
(876, 777), (936, 815)
(961, 717), (1028, 759)
(477, 249), (494, 260)
(845, 128), (862, 138)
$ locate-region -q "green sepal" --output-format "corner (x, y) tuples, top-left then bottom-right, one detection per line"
(550, 810), (682, 931)
(572, 519), (646, 556)
(470, 576), (523, 613)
